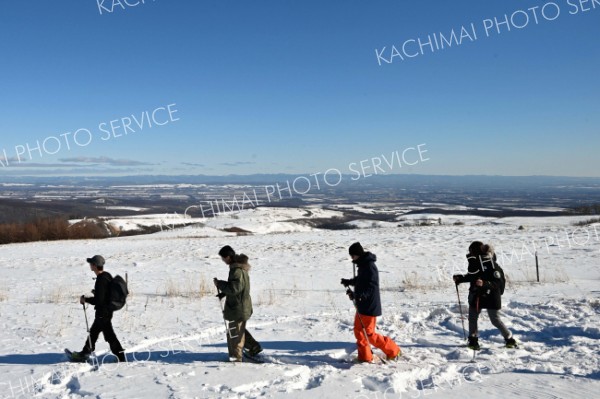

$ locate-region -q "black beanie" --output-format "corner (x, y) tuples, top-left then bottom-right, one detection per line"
(468, 241), (484, 256)
(349, 242), (365, 256)
(218, 245), (235, 258)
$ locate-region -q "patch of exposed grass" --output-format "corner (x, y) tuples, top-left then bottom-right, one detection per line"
(163, 274), (212, 299)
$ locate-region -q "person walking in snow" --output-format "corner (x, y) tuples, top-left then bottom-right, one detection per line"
(453, 241), (517, 350)
(71, 255), (126, 362)
(213, 245), (262, 362)
(340, 242), (401, 363)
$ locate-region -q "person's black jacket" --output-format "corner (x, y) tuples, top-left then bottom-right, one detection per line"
(346, 252), (382, 317)
(456, 255), (504, 310)
(85, 272), (113, 317)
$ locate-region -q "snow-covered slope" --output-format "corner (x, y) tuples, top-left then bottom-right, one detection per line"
(0, 209), (598, 398)
(74, 207), (345, 237)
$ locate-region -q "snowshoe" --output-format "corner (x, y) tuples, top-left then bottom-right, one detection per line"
(242, 351), (265, 363)
(386, 349), (402, 362)
(245, 346), (263, 357)
(65, 349), (90, 363)
(342, 354), (385, 364)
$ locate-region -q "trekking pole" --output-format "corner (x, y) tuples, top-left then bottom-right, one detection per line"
(216, 288), (236, 340)
(535, 251), (540, 283)
(82, 303), (94, 356)
(351, 262), (375, 360)
(455, 283), (467, 341)
(216, 288), (225, 313)
(352, 293), (373, 355)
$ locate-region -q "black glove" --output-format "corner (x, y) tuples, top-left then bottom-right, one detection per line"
(453, 274), (463, 284)
(477, 281), (490, 293)
(346, 289), (355, 301)
(216, 292), (226, 300)
(340, 278), (352, 287)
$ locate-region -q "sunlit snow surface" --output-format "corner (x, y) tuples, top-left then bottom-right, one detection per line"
(1, 208), (598, 398)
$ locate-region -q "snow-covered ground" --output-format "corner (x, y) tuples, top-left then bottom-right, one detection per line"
(1, 208), (599, 398)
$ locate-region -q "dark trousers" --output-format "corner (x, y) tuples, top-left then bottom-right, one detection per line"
(82, 313), (125, 360)
(468, 307), (511, 339)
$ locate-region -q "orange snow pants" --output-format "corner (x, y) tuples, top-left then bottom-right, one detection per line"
(354, 313), (400, 362)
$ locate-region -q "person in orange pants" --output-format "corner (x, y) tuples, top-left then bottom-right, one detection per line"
(353, 314), (399, 361)
(341, 242), (401, 362)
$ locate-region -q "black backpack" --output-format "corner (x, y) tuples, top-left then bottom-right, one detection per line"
(108, 275), (129, 311)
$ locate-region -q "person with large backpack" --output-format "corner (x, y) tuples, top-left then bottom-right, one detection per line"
(453, 241), (517, 350)
(70, 255), (126, 362)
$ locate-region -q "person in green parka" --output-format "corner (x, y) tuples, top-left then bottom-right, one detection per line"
(213, 245), (262, 362)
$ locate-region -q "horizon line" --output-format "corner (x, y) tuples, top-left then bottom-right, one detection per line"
(1, 173), (600, 180)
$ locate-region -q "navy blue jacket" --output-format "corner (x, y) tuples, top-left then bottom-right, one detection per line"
(347, 252), (382, 317)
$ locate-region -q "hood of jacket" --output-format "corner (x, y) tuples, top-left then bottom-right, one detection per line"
(353, 252), (377, 266)
(231, 254), (251, 271)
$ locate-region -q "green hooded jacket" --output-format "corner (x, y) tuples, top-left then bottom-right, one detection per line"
(216, 254), (253, 322)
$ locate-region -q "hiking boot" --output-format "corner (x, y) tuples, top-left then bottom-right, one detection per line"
(116, 352), (126, 362)
(505, 337), (517, 348)
(386, 349), (402, 361)
(70, 351), (90, 362)
(467, 336), (480, 350)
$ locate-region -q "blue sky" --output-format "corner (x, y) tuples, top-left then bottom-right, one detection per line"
(0, 0), (598, 177)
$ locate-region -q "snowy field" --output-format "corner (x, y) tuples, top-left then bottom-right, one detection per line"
(1, 208), (599, 398)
